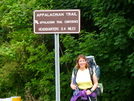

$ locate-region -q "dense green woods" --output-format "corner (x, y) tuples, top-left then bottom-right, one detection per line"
(0, 0), (134, 101)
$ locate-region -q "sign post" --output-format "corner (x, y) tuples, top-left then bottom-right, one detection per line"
(33, 9), (80, 101)
(54, 33), (60, 101)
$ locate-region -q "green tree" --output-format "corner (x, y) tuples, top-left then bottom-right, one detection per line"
(58, 0), (134, 101)
(0, 0), (55, 100)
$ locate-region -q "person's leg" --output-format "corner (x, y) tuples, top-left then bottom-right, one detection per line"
(76, 97), (82, 101)
(90, 96), (97, 101)
(76, 97), (90, 101)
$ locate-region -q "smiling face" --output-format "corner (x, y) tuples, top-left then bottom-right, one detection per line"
(75, 55), (88, 69)
(78, 58), (87, 68)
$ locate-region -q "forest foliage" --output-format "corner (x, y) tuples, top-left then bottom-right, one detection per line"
(0, 0), (134, 101)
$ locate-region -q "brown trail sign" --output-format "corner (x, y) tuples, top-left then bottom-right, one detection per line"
(33, 9), (80, 34)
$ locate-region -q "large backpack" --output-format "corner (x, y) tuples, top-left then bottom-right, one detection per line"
(73, 55), (103, 96)
(86, 56), (100, 80)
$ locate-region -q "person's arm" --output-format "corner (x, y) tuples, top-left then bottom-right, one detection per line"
(70, 78), (77, 90)
(91, 74), (98, 91)
(91, 65), (98, 91)
(70, 70), (77, 90)
(86, 74), (98, 95)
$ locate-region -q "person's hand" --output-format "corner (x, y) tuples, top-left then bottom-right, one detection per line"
(70, 84), (77, 90)
(85, 90), (92, 95)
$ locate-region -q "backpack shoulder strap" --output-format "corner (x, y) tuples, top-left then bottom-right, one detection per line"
(88, 65), (96, 84)
(73, 67), (78, 85)
(73, 67), (78, 77)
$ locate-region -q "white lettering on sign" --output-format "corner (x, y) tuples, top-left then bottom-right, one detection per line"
(61, 27), (66, 31)
(68, 27), (76, 30)
(64, 20), (78, 23)
(66, 12), (77, 16)
(40, 21), (55, 24)
(36, 13), (64, 17)
(38, 27), (59, 31)
(56, 21), (63, 24)
(35, 20), (39, 24)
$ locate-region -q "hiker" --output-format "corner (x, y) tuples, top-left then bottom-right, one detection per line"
(70, 55), (98, 101)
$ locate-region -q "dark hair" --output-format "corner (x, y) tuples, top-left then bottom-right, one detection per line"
(75, 55), (89, 69)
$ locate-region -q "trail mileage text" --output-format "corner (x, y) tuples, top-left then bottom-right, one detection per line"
(38, 27), (76, 31)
